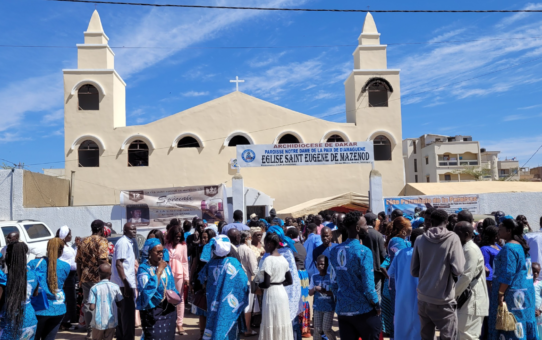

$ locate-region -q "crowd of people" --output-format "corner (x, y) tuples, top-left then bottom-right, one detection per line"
(1, 207), (542, 340)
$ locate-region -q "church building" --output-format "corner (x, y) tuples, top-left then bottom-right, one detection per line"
(62, 10), (404, 211)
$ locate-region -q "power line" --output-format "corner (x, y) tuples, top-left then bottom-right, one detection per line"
(47, 0), (542, 13)
(24, 52), (542, 168)
(18, 49), (542, 168)
(2, 36), (542, 50)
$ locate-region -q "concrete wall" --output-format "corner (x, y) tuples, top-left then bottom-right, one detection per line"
(23, 171), (70, 208)
(478, 192), (542, 230)
(0, 170), (122, 239)
(0, 170), (274, 239)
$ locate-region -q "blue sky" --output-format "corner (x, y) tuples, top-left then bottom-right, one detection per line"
(2, 0), (542, 172)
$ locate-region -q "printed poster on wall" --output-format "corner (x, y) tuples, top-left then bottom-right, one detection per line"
(120, 184), (228, 229)
(236, 141), (374, 168)
(383, 194), (480, 219)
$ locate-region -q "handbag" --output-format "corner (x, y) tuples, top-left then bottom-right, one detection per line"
(250, 280), (259, 294)
(162, 272), (182, 306)
(250, 295), (262, 328)
(457, 268), (483, 310)
(192, 289), (207, 311)
(496, 301), (517, 331)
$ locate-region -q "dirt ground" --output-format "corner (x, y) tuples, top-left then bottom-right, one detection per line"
(56, 311), (340, 340)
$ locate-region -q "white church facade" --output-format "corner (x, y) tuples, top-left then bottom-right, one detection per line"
(62, 10), (404, 211)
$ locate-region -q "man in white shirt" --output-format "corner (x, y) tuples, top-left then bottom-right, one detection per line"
(111, 223), (137, 340)
(454, 221), (489, 340)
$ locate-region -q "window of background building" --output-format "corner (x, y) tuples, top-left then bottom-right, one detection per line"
(368, 81), (389, 107)
(425, 157), (429, 165)
(228, 135), (251, 147)
(326, 134), (345, 143)
(278, 134), (300, 144)
(78, 140), (100, 167)
(373, 135), (392, 161)
(177, 136), (200, 148)
(78, 84), (99, 110)
(426, 176), (430, 183)
(413, 141), (417, 154)
(415, 175), (418, 183)
(414, 159), (418, 172)
(128, 140), (149, 166)
(445, 174), (451, 181)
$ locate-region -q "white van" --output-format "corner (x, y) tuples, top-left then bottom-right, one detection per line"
(0, 220), (55, 262)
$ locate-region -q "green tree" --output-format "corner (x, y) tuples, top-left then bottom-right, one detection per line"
(453, 166), (491, 181)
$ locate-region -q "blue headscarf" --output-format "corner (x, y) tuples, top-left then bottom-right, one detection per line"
(259, 218), (270, 228)
(500, 215), (514, 224)
(412, 217), (425, 229)
(267, 226), (297, 253)
(141, 238), (162, 264)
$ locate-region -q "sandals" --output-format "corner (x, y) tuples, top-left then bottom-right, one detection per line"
(177, 328), (188, 336)
(244, 330), (258, 337)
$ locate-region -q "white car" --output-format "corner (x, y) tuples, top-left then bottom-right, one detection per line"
(0, 220), (55, 262)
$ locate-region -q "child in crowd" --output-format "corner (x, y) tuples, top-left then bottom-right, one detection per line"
(89, 263), (123, 340)
(309, 255), (337, 340)
(533, 262), (542, 336)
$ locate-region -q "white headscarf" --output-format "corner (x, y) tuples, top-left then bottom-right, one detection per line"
(205, 225), (219, 235)
(59, 226), (70, 240)
(213, 235), (231, 257)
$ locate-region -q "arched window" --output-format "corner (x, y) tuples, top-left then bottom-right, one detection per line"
(373, 135), (392, 161)
(128, 140), (149, 167)
(278, 134), (300, 144)
(368, 81), (389, 107)
(78, 140), (99, 167)
(228, 135), (251, 147)
(326, 134), (345, 143)
(78, 84), (99, 110)
(177, 136), (200, 148)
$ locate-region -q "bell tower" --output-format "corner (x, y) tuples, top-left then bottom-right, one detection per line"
(63, 10), (126, 156)
(344, 13), (402, 145)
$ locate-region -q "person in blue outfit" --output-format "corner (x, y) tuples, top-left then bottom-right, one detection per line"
(309, 255), (337, 340)
(89, 263), (123, 340)
(382, 216), (412, 339)
(388, 228), (424, 340)
(329, 211), (381, 340)
(304, 223), (322, 278)
(488, 218), (538, 340)
(198, 234), (249, 340)
(136, 238), (179, 340)
(28, 238), (70, 340)
(258, 225), (301, 338)
(0, 242), (39, 340)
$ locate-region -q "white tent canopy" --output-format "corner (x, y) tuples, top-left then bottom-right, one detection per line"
(277, 192), (369, 219)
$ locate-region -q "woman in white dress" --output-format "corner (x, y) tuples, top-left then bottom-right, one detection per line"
(258, 232), (294, 340)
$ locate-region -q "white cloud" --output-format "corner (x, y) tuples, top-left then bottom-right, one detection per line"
(483, 134), (542, 165)
(428, 28), (467, 44)
(518, 104), (542, 110)
(313, 104), (345, 119)
(113, 0), (310, 78)
(0, 74), (62, 132)
(313, 91), (340, 100)
(42, 109), (63, 124)
(248, 52), (287, 68)
(503, 113), (542, 121)
(397, 7), (542, 104)
(182, 91), (209, 97)
(243, 59), (323, 97)
(0, 132), (30, 143)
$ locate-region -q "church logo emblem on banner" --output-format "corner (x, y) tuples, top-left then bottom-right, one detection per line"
(204, 186), (219, 197)
(241, 149), (256, 163)
(129, 191), (144, 202)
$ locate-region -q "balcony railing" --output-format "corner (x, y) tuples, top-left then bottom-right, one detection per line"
(438, 160), (478, 166)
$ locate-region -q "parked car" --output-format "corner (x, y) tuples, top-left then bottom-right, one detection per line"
(0, 220), (55, 262)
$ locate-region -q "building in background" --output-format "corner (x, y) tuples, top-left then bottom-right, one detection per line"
(48, 10), (405, 210)
(403, 134), (521, 183)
